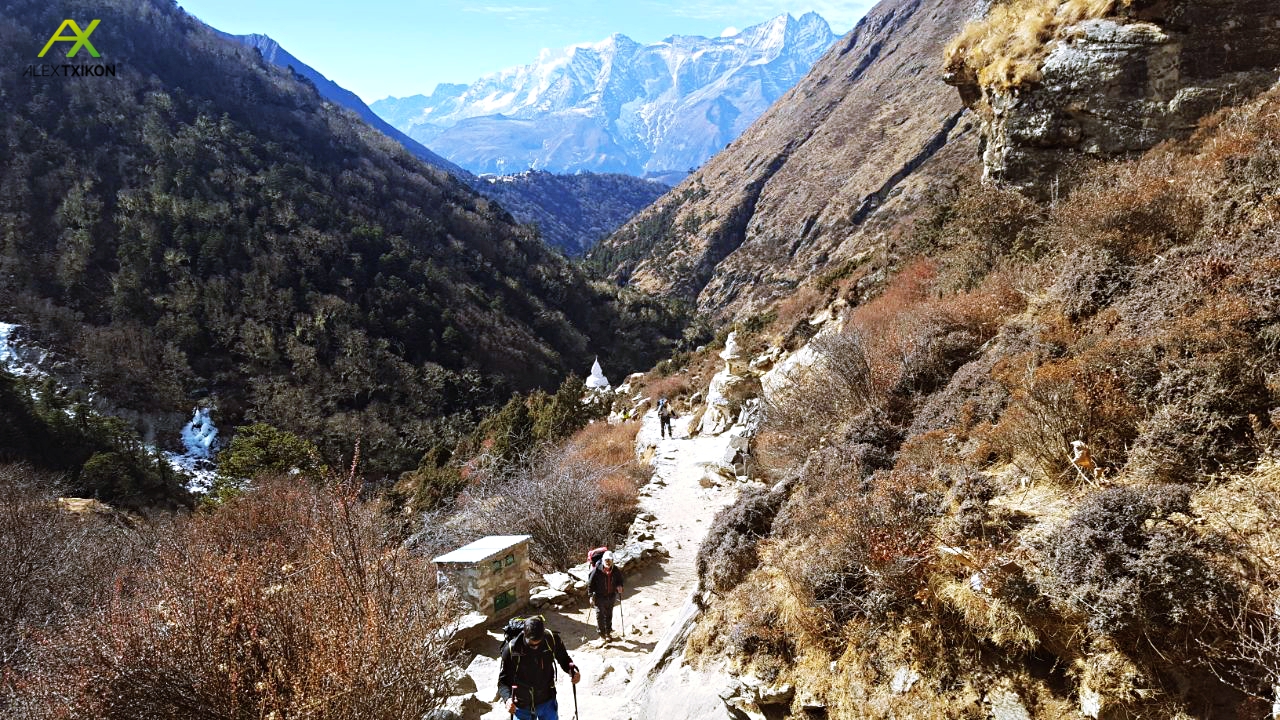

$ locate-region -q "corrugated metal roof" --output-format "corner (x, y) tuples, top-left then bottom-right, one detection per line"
(432, 535), (532, 564)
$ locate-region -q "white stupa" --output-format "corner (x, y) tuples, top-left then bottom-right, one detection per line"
(585, 356), (611, 391)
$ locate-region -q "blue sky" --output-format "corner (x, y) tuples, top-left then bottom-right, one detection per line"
(175, 0), (872, 104)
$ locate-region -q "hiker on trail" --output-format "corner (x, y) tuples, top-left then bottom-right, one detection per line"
(588, 550), (625, 639)
(657, 396), (675, 439)
(498, 616), (580, 720)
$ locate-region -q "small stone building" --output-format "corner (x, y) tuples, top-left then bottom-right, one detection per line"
(433, 535), (533, 621)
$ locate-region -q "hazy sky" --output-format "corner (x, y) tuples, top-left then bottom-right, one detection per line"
(174, 0), (871, 104)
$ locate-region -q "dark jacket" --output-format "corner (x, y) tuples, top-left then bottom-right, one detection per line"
(497, 630), (576, 709)
(588, 562), (624, 601)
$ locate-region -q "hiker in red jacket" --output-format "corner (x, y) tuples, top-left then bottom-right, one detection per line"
(587, 551), (625, 640)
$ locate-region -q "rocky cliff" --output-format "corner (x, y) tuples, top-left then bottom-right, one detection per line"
(589, 0), (982, 319)
(945, 0), (1280, 195)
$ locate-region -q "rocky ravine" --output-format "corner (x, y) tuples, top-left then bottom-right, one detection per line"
(445, 411), (750, 720)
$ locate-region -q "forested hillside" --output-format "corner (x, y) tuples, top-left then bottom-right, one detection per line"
(0, 0), (683, 482)
(476, 171), (669, 255)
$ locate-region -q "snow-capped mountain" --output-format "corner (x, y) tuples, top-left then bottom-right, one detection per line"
(372, 12), (836, 177)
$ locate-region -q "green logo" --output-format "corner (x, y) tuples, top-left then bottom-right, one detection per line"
(38, 19), (101, 58)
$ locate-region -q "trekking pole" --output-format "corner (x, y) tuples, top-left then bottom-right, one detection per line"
(618, 593), (625, 637)
(572, 677), (580, 720)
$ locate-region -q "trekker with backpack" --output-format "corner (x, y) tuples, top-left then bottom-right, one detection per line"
(498, 616), (579, 720)
(588, 550), (625, 640)
(657, 397), (674, 439)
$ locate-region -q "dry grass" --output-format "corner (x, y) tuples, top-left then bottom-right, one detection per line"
(565, 420), (641, 468)
(945, 0), (1130, 90)
(936, 578), (1041, 654)
(1193, 459), (1280, 575)
(563, 420), (645, 521)
(767, 285), (825, 344)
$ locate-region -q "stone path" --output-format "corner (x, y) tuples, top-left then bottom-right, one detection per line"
(468, 411), (741, 720)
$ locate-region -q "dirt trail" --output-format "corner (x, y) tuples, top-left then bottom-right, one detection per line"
(472, 411), (740, 720)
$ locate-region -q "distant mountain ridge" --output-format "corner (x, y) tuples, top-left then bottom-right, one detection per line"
(372, 13), (837, 176)
(224, 31), (668, 254)
(221, 32), (468, 177)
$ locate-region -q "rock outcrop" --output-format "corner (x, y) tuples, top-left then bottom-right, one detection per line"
(946, 0), (1280, 195)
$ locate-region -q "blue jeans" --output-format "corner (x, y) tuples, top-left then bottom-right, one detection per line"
(515, 697), (559, 720)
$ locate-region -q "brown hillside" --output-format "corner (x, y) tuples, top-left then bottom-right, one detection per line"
(589, 0), (980, 318)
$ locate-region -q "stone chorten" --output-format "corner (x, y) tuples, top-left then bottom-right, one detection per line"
(700, 332), (759, 435)
(586, 356), (611, 391)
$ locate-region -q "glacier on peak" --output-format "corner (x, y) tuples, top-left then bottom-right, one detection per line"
(371, 13), (837, 176)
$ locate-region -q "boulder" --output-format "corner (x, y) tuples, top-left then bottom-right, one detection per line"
(757, 682), (794, 706)
(699, 462), (737, 487)
(719, 681), (766, 720)
(988, 685), (1032, 720)
(428, 693), (488, 720)
(452, 611), (490, 645)
(530, 587), (569, 608)
(543, 572), (573, 593)
(444, 665), (478, 696)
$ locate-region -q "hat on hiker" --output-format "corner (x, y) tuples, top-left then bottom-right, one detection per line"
(524, 616), (546, 642)
(602, 551), (615, 565)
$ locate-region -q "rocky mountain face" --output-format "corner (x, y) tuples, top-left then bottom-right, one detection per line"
(945, 0), (1280, 196)
(590, 0), (981, 318)
(224, 32), (666, 255)
(372, 13), (837, 177)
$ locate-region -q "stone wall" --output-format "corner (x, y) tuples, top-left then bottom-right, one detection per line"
(438, 540), (532, 622)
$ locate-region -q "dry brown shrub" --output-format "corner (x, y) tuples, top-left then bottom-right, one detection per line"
(640, 373), (692, 404)
(763, 260), (1027, 470)
(768, 285), (825, 343)
(1051, 152), (1207, 264)
(945, 0), (1129, 90)
(12, 477), (459, 720)
(988, 348), (1144, 481)
(894, 430), (962, 475)
(759, 330), (880, 467)
(939, 187), (1047, 291)
(0, 465), (144, 687)
(416, 445), (636, 569)
(776, 469), (944, 640)
(562, 420), (645, 522)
